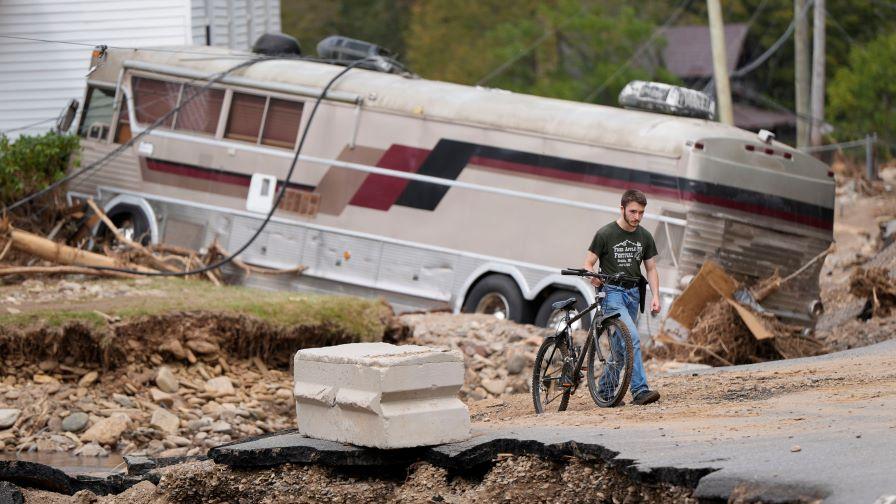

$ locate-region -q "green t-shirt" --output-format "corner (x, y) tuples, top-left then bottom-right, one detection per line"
(588, 221), (658, 279)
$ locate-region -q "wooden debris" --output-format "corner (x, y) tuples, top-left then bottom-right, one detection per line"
(0, 199), (306, 284)
(658, 260), (829, 366)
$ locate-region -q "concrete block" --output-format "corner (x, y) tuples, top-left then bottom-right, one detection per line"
(293, 342), (470, 448)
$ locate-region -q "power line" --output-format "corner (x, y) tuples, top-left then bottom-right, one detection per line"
(6, 57), (265, 212)
(583, 0), (694, 103)
(0, 34), (237, 57)
(85, 58), (372, 277)
(730, 0), (815, 78)
(0, 117), (57, 135)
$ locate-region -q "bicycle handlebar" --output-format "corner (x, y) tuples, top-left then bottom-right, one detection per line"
(560, 268), (639, 283)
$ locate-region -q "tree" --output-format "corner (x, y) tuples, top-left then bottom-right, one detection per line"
(405, 0), (678, 105)
(828, 32), (896, 156)
(281, 0), (411, 58)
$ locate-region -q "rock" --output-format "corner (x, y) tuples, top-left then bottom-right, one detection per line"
(791, 445), (802, 452)
(156, 366), (179, 393)
(150, 388), (175, 406)
(166, 435), (191, 447)
(186, 418), (213, 432)
(33, 374), (58, 385)
(80, 413), (130, 446)
(38, 359), (58, 372)
(74, 442), (108, 457)
(204, 376), (235, 397)
(159, 340), (187, 360)
(112, 393), (137, 408)
(0, 409), (21, 429)
(78, 371), (99, 388)
(150, 408), (180, 434)
(72, 489), (98, 503)
(62, 412), (90, 433)
(275, 388), (293, 399)
(157, 447), (189, 458)
(186, 340), (220, 355)
(0, 481), (23, 504)
(5, 307), (21, 315)
(481, 378), (507, 396)
(210, 421), (232, 433)
(506, 352), (528, 375)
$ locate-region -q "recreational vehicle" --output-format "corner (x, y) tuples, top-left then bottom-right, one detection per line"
(69, 42), (834, 335)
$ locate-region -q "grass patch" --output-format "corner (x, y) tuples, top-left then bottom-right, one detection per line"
(0, 278), (395, 343)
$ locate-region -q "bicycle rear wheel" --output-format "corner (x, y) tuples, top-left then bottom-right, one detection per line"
(532, 336), (571, 413)
(586, 318), (634, 407)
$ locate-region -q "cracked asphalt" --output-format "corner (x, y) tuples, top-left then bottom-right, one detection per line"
(468, 339), (896, 503)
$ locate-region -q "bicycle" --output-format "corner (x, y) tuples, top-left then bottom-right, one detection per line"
(531, 268), (637, 413)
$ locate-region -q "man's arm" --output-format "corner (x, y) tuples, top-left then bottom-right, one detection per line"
(584, 251), (601, 287)
(644, 256), (660, 315)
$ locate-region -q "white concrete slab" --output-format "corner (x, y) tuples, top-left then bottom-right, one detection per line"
(293, 343), (470, 449)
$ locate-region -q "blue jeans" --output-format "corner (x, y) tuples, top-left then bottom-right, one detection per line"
(597, 285), (649, 396)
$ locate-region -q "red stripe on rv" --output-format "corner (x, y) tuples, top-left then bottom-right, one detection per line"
(468, 156), (682, 199)
(146, 158), (251, 187)
(348, 145), (430, 210)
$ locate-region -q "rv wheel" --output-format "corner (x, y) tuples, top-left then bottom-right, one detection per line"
(462, 275), (529, 323)
(535, 290), (591, 331)
(96, 204), (152, 247)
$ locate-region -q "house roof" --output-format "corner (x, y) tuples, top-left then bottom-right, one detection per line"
(662, 23), (750, 78)
(733, 103), (796, 130)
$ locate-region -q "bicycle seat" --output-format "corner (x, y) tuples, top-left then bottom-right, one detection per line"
(552, 297), (577, 311)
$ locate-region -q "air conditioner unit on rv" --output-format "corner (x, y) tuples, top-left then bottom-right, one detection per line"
(618, 81), (715, 120)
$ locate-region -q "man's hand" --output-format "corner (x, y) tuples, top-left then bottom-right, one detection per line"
(650, 296), (661, 316)
(584, 251), (601, 288)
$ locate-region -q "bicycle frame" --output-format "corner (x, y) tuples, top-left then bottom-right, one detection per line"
(548, 291), (612, 393)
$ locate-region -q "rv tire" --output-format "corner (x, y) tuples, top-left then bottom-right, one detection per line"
(535, 290), (591, 330)
(97, 204), (152, 246)
(462, 274), (529, 323)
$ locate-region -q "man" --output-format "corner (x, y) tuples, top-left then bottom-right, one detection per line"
(583, 189), (661, 406)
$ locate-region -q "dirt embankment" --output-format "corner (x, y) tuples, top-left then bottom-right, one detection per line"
(0, 279), (402, 460)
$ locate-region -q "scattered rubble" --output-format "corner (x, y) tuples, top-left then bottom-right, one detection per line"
(403, 313), (553, 401)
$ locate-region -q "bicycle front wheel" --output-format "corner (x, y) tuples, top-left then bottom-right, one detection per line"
(586, 317), (634, 407)
(532, 336), (571, 414)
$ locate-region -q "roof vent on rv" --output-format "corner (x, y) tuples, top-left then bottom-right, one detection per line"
(252, 33), (302, 57)
(316, 35), (400, 73)
(618, 81), (715, 120)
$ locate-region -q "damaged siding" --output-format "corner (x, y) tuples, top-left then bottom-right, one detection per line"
(679, 210), (830, 324)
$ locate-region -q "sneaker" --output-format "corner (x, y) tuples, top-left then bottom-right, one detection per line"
(632, 389), (660, 405)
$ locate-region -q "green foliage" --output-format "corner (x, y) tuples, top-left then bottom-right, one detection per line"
(828, 31), (896, 157)
(405, 0), (678, 104)
(0, 132), (79, 204)
(281, 0), (411, 60)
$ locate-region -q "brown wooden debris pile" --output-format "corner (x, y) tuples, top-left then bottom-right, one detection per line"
(0, 198), (304, 283)
(654, 261), (828, 366)
(849, 266), (896, 317)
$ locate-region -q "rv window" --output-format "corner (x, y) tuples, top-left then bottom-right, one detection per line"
(133, 77), (180, 127)
(175, 85), (224, 135)
(261, 98), (303, 149)
(225, 92), (266, 143)
(77, 86), (115, 140)
(113, 95), (131, 144)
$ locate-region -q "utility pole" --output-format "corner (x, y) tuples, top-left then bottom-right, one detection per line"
(707, 0), (734, 125)
(810, 0), (826, 146)
(794, 0), (811, 148)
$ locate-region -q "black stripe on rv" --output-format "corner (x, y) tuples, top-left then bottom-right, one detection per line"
(392, 139), (833, 228)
